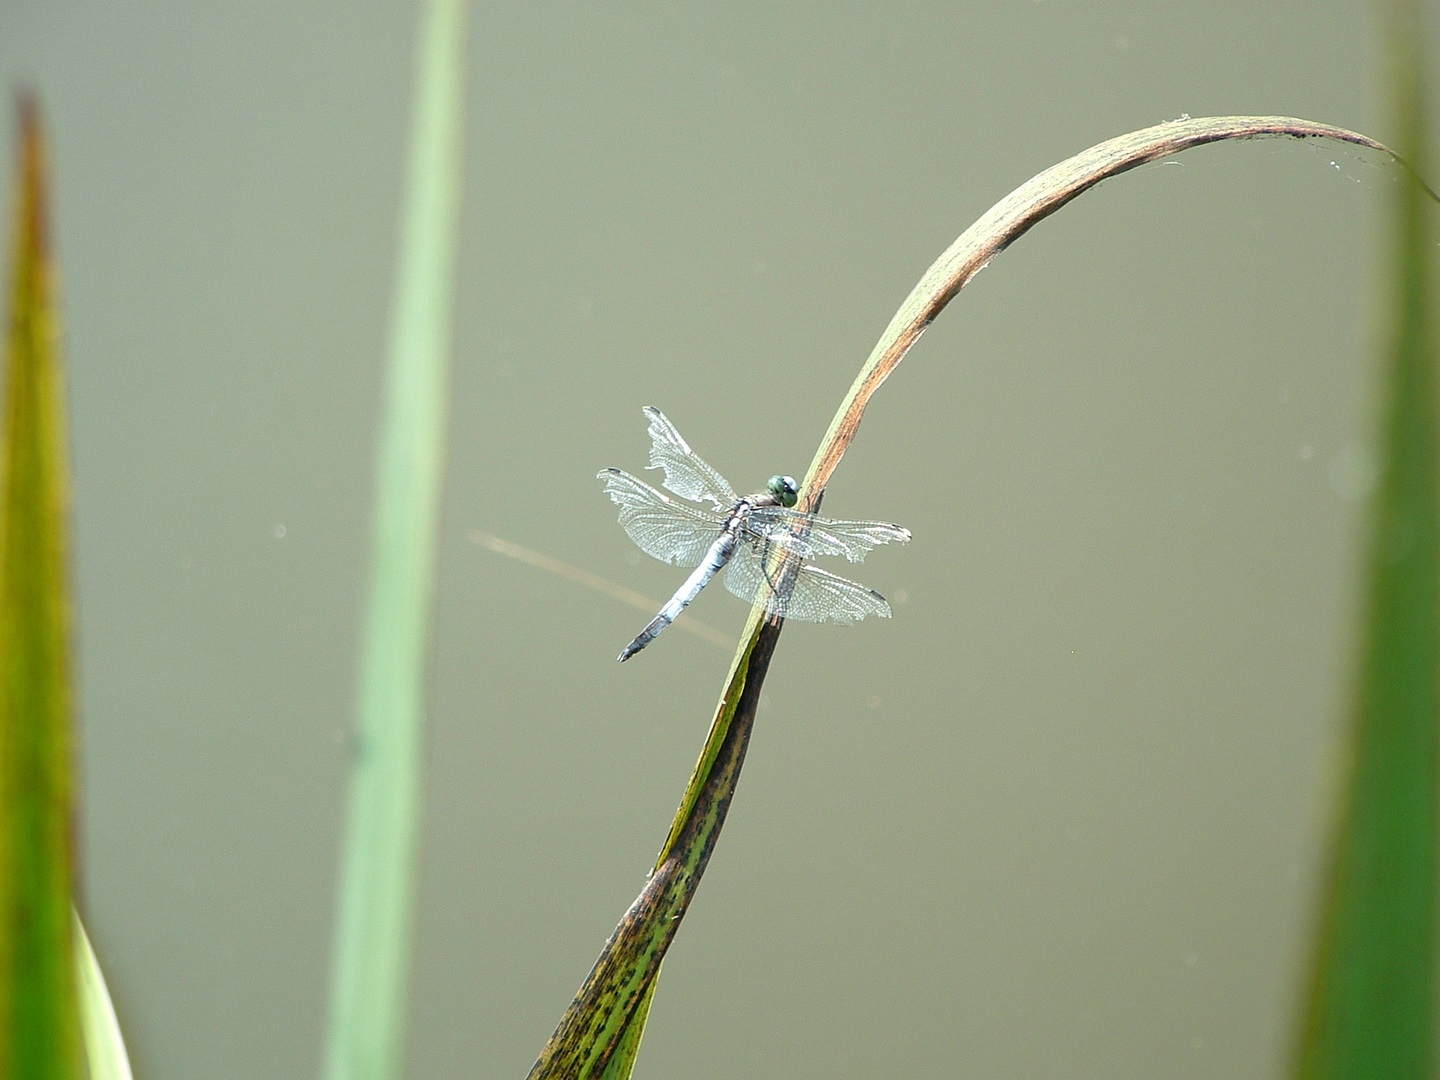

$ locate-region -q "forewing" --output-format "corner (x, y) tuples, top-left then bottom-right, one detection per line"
(746, 507), (911, 562)
(598, 468), (719, 567)
(642, 406), (738, 510)
(723, 540), (893, 623)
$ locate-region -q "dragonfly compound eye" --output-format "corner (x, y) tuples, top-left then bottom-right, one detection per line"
(768, 474), (799, 508)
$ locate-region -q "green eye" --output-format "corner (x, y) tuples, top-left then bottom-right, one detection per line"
(768, 474), (799, 508)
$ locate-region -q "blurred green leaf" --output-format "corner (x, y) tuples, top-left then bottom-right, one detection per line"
(319, 2), (470, 1079)
(1293, 5), (1437, 1077)
(73, 912), (132, 1080)
(0, 96), (81, 1080)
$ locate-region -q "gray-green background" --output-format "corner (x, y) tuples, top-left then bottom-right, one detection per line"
(4, 3), (1435, 1077)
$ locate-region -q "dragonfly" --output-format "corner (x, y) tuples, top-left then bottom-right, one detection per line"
(598, 406), (911, 661)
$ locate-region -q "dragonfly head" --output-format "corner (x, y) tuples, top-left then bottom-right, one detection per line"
(767, 474), (799, 508)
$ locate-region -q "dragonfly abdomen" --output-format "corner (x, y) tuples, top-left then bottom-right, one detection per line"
(617, 506), (747, 661)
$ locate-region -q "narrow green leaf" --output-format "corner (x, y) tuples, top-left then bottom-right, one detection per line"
(0, 96), (81, 1080)
(529, 115), (1412, 1079)
(319, 3), (469, 1079)
(1293, 6), (1437, 1076)
(73, 912), (132, 1080)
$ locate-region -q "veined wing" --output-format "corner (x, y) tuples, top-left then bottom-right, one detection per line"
(745, 506), (911, 563)
(723, 539), (894, 623)
(641, 406), (738, 511)
(598, 467), (722, 568)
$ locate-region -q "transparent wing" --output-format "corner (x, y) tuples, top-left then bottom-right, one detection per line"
(641, 406), (738, 510)
(598, 468), (722, 567)
(723, 539), (894, 623)
(745, 507), (911, 562)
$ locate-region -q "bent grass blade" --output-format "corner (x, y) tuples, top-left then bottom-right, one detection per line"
(528, 115), (1414, 1079)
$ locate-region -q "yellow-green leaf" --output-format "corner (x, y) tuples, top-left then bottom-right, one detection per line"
(0, 95), (81, 1080)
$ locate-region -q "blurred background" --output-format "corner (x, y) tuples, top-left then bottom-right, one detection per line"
(3, 3), (1436, 1077)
